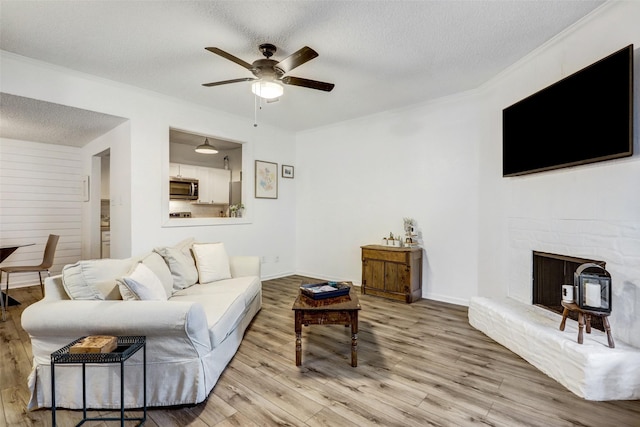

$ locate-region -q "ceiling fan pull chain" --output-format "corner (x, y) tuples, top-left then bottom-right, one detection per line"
(254, 93), (259, 127)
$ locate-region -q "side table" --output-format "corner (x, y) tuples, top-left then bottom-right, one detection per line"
(50, 335), (147, 426)
(559, 301), (615, 348)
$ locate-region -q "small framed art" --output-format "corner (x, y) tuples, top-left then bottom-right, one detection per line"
(282, 165), (294, 179)
(255, 160), (278, 199)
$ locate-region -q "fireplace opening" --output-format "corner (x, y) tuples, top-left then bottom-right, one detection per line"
(532, 251), (606, 332)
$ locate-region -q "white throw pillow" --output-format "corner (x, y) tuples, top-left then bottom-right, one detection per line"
(192, 242), (232, 284)
(118, 263), (167, 301)
(139, 252), (173, 298)
(62, 258), (133, 300)
(154, 238), (198, 290)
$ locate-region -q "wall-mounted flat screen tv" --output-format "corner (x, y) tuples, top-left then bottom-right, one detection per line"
(503, 44), (633, 177)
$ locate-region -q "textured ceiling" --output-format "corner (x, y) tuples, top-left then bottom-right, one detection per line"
(0, 0), (605, 145)
(0, 93), (127, 146)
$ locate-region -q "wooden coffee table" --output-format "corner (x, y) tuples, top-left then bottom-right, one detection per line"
(292, 284), (361, 367)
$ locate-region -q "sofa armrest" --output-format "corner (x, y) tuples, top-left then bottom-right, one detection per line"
(229, 256), (261, 278)
(43, 275), (70, 301)
(21, 300), (212, 359)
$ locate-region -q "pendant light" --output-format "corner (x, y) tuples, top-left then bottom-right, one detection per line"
(195, 138), (218, 154)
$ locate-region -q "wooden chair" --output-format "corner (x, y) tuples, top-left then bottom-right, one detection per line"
(0, 283), (5, 321)
(0, 234), (59, 311)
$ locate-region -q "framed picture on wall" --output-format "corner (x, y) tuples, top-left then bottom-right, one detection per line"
(282, 165), (294, 179)
(255, 160), (278, 199)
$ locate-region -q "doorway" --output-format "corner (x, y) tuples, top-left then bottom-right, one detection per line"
(93, 149), (110, 258)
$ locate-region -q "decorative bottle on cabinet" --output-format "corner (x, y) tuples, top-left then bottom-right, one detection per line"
(361, 245), (423, 303)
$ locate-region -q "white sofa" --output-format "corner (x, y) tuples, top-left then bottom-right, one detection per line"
(21, 239), (261, 410)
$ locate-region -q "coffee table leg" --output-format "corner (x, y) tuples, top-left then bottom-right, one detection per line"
(295, 310), (302, 366)
(351, 311), (358, 367)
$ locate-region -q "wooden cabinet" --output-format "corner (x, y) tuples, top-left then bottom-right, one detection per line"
(361, 245), (422, 303)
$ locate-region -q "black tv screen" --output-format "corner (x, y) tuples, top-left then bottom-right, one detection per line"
(503, 44), (633, 177)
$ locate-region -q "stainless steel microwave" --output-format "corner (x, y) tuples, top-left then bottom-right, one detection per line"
(169, 177), (199, 200)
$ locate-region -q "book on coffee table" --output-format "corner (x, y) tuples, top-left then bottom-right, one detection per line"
(300, 281), (350, 300)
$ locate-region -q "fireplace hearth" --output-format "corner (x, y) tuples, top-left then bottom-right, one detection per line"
(532, 251), (607, 331)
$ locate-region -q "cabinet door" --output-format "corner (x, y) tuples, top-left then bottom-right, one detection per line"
(363, 259), (385, 291)
(384, 262), (409, 293)
(193, 166), (212, 203)
(171, 163), (197, 179)
(210, 168), (231, 204)
(181, 165), (198, 178)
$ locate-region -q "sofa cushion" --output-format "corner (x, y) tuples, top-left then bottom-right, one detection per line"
(139, 252), (173, 298)
(154, 238), (198, 291)
(62, 258), (133, 300)
(171, 276), (261, 347)
(175, 276), (261, 307)
(170, 290), (246, 348)
(118, 263), (167, 301)
(192, 242), (232, 284)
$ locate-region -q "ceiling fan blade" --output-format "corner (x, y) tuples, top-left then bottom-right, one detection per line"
(205, 47), (253, 70)
(202, 77), (256, 87)
(281, 76), (335, 92)
(275, 46), (318, 74)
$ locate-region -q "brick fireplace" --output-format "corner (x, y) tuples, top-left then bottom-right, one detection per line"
(470, 217), (640, 400)
(505, 216), (639, 349)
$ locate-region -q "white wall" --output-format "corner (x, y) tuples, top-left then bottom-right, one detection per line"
(296, 93), (480, 306)
(0, 138), (82, 283)
(81, 122), (131, 260)
(296, 2), (640, 347)
(1, 52), (298, 280)
(484, 1), (640, 347)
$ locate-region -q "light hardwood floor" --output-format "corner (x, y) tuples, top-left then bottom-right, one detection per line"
(2, 275), (639, 426)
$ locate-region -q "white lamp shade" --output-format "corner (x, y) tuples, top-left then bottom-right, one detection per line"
(251, 80), (284, 99)
(195, 138), (218, 154)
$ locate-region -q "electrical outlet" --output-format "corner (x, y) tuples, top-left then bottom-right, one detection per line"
(275, 256), (279, 263)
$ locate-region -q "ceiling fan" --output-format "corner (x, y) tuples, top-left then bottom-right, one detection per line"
(202, 43), (335, 99)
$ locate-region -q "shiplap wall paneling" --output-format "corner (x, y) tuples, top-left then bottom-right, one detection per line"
(0, 138), (82, 287)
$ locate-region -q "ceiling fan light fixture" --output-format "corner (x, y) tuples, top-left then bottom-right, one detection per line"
(251, 80), (283, 100)
(195, 138), (218, 154)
